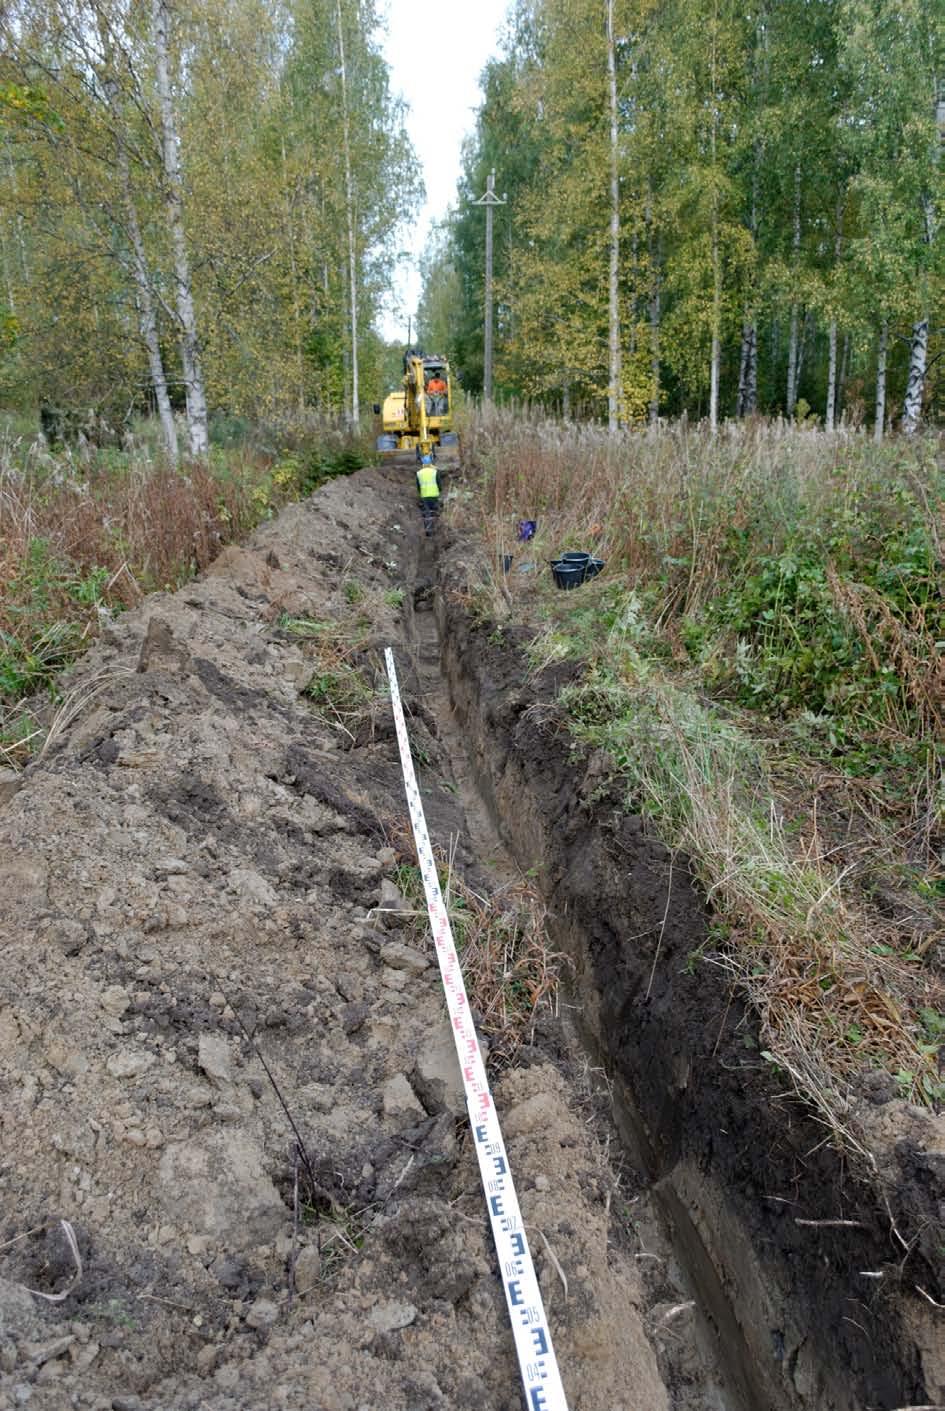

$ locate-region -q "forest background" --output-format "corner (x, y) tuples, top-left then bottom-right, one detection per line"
(0, 0), (420, 458)
(0, 1), (942, 440)
(420, 0), (944, 434)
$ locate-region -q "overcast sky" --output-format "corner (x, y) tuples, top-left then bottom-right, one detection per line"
(376, 0), (509, 343)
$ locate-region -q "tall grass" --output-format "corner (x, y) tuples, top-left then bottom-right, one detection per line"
(0, 415), (372, 763)
(463, 410), (944, 831)
(455, 409), (945, 1124)
(468, 408), (944, 609)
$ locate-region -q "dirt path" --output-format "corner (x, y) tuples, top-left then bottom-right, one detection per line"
(0, 467), (732, 1411)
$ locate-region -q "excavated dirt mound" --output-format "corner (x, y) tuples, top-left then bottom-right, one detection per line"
(0, 468), (726, 1411)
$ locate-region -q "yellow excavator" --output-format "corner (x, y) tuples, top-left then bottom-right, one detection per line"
(375, 349), (457, 459)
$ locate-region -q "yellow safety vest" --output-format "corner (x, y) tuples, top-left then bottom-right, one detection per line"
(417, 464), (439, 499)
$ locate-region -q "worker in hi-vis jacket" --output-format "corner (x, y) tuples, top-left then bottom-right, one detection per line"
(416, 453), (440, 536)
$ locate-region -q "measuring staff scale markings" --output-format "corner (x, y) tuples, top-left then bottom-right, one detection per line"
(384, 648), (570, 1411)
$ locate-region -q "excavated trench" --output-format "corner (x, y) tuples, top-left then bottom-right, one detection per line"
(1, 461), (942, 1411)
(425, 527), (945, 1411)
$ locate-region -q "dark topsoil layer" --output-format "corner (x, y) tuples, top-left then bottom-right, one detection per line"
(435, 533), (945, 1411)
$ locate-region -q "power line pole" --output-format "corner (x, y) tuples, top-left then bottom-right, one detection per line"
(473, 169), (507, 403)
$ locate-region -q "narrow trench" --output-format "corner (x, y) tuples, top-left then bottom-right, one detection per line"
(400, 519), (759, 1411)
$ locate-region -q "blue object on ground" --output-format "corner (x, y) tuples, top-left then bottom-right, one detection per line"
(517, 520), (537, 542)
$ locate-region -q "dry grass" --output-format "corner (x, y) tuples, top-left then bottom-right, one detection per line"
(451, 407), (945, 1131)
(0, 419), (368, 762)
(278, 614), (377, 745)
(461, 406), (945, 617)
(387, 822), (565, 1065)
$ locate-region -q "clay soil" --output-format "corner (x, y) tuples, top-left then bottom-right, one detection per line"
(0, 466), (732, 1411)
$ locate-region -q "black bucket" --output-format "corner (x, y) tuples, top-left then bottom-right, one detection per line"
(502, 554), (513, 573)
(551, 561), (586, 590)
(561, 551), (591, 567)
(584, 557), (605, 582)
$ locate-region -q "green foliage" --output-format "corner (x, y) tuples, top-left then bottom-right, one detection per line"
(423, 0), (944, 424)
(0, 621), (82, 698)
(0, 0), (420, 425)
(677, 461), (944, 793)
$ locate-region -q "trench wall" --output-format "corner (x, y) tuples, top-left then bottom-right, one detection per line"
(437, 571), (940, 1411)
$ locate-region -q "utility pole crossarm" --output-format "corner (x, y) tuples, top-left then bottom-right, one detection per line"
(470, 168), (507, 404)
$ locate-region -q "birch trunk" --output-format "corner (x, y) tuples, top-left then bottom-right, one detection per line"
(825, 320), (838, 431)
(606, 0), (621, 432)
(736, 321), (757, 416)
(647, 188), (661, 425)
(873, 320), (888, 444)
(901, 318), (928, 434)
(824, 196), (843, 431)
(336, 0), (359, 428)
(118, 138), (177, 464)
(786, 305), (799, 416)
(152, 0), (208, 459)
(785, 163), (801, 416)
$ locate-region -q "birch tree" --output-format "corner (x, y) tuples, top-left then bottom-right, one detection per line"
(151, 0), (208, 458)
(839, 0), (944, 434)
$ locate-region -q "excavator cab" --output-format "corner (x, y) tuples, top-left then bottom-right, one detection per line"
(376, 348), (457, 454)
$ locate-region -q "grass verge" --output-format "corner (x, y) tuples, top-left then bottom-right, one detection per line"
(452, 410), (945, 1128)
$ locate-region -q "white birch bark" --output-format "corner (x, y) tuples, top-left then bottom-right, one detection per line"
(606, 0), (621, 433)
(902, 318), (928, 434)
(336, 0), (359, 427)
(118, 139), (178, 464)
(901, 195), (937, 436)
(824, 196), (843, 431)
(825, 320), (838, 431)
(873, 320), (888, 443)
(785, 163), (801, 416)
(152, 0), (208, 460)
